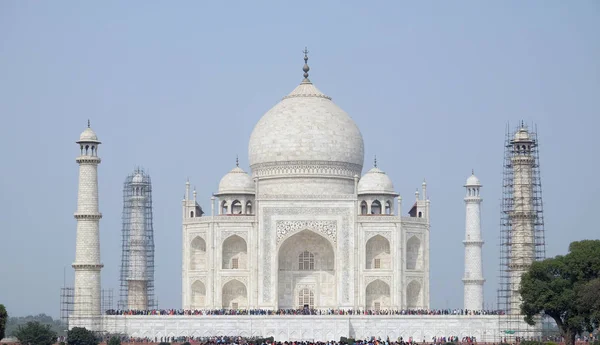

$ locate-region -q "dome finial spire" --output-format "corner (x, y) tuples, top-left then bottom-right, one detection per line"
(236, 155), (239, 167)
(374, 155), (378, 168)
(302, 47), (310, 82)
(87, 119), (90, 128)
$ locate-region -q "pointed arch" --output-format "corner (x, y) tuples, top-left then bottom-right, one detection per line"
(366, 235), (390, 269)
(406, 235), (423, 270)
(231, 200), (242, 214)
(360, 201), (368, 215)
(221, 200), (228, 215)
(366, 279), (391, 310)
(222, 235), (247, 269)
(190, 236), (206, 270)
(191, 280), (206, 308)
(385, 200), (392, 215)
(371, 200), (382, 214)
(407, 280), (422, 309)
(222, 279), (247, 309)
(278, 230), (335, 309)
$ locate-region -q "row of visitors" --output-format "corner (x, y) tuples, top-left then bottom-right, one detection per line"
(105, 308), (504, 316)
(99, 335), (478, 345)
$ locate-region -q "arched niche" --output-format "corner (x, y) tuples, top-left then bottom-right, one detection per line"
(190, 236), (206, 270)
(406, 280), (422, 309)
(406, 235), (423, 270)
(222, 235), (247, 269)
(277, 230), (335, 309)
(365, 235), (390, 269)
(191, 280), (206, 308)
(222, 279), (247, 309)
(366, 279), (391, 310)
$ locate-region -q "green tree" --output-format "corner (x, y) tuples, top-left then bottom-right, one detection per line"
(0, 304), (7, 340)
(520, 240), (600, 345)
(13, 321), (57, 345)
(66, 327), (98, 345)
(107, 336), (121, 345)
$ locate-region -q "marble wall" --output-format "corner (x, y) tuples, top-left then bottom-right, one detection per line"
(101, 315), (535, 342)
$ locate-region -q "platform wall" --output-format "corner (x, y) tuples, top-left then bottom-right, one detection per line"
(99, 315), (536, 342)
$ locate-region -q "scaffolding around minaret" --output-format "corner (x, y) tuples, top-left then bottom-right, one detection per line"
(497, 122), (547, 339)
(119, 168), (157, 310)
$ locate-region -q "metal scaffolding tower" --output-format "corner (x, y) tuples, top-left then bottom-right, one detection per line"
(118, 168), (156, 310)
(497, 122), (547, 341)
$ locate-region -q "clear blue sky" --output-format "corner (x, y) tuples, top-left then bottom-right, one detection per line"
(0, 1), (598, 317)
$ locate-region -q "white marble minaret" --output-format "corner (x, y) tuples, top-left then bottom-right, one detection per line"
(72, 121), (103, 329)
(127, 172), (149, 310)
(463, 171), (485, 311)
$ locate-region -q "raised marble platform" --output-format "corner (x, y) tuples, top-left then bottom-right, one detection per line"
(98, 315), (537, 342)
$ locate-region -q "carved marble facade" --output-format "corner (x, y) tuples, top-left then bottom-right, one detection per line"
(181, 60), (430, 310)
(181, 191), (430, 310)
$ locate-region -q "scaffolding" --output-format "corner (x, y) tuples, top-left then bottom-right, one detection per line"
(118, 168), (156, 310)
(61, 286), (114, 332)
(60, 287), (74, 325)
(497, 122), (547, 341)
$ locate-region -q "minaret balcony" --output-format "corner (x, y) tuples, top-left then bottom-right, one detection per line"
(76, 156), (102, 164)
(74, 212), (102, 220)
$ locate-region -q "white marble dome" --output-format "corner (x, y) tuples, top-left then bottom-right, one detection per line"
(132, 173), (144, 184)
(514, 127), (531, 141)
(465, 173), (481, 186)
(78, 127), (99, 142)
(248, 80), (364, 173)
(216, 166), (255, 195)
(357, 167), (396, 195)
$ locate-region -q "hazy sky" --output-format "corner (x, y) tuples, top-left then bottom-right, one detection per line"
(1, 1), (598, 318)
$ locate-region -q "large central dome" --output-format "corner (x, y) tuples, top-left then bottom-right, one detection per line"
(248, 57), (364, 183)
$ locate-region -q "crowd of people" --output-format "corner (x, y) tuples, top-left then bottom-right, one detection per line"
(98, 335), (481, 345)
(105, 308), (504, 316)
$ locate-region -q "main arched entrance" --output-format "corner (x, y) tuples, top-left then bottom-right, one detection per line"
(277, 230), (335, 309)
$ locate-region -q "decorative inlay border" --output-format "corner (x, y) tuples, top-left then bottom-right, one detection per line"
(221, 231), (248, 243)
(365, 231), (391, 242)
(365, 276), (391, 286)
(261, 194), (355, 200)
(221, 276), (248, 286)
(276, 220), (336, 244)
(251, 161), (362, 179)
(262, 207), (352, 304)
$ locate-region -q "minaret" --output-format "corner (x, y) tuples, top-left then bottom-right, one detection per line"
(127, 171), (149, 310)
(72, 121), (103, 329)
(463, 171), (485, 311)
(508, 126), (536, 314)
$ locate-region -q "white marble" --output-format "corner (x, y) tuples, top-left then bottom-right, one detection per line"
(463, 173), (485, 311)
(100, 315), (538, 342)
(181, 73), (430, 311)
(72, 125), (103, 331)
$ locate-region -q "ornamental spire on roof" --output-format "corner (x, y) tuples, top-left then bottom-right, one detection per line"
(302, 47), (310, 83)
(374, 155), (378, 168)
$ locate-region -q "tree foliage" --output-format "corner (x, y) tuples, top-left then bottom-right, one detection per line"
(0, 304), (7, 340)
(67, 327), (98, 345)
(5, 314), (66, 337)
(107, 336), (121, 345)
(520, 240), (600, 345)
(13, 321), (57, 345)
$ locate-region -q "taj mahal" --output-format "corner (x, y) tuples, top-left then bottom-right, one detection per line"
(68, 52), (541, 341)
